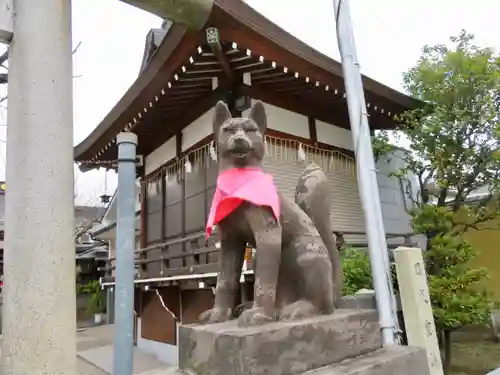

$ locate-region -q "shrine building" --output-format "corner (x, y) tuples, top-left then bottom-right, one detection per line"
(76, 0), (419, 365)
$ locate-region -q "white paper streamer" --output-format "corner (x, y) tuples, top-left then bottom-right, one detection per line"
(298, 143), (306, 163)
(209, 141), (217, 161)
(185, 159), (192, 173)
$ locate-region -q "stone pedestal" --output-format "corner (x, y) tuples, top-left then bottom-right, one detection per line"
(179, 309), (382, 375)
(303, 346), (429, 375)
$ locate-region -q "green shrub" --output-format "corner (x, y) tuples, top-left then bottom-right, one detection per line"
(81, 280), (105, 315)
(341, 246), (399, 296)
(341, 246), (373, 295)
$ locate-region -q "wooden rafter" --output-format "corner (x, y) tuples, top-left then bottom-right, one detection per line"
(205, 27), (233, 82)
(75, 0), (420, 166)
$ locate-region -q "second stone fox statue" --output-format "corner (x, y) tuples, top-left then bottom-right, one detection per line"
(200, 100), (343, 327)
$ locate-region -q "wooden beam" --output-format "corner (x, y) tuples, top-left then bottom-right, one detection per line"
(140, 182), (148, 249)
(141, 87), (225, 157)
(238, 83), (351, 130)
(206, 26), (233, 81)
(308, 116), (317, 143)
(176, 132), (182, 158)
(161, 175), (167, 241)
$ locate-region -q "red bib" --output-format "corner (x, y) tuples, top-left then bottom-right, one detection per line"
(206, 168), (280, 239)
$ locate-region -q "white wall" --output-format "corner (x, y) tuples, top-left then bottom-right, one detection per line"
(244, 102), (310, 139)
(182, 108), (214, 151)
(144, 108), (215, 176)
(137, 317), (178, 366)
(244, 101), (355, 151)
(316, 120), (354, 151)
(145, 136), (177, 176)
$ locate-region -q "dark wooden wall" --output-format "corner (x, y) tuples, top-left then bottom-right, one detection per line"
(140, 287), (180, 345)
(143, 157), (219, 276)
(181, 289), (215, 325)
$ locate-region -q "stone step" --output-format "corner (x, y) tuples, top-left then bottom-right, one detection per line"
(302, 346), (429, 375)
(179, 309), (382, 375)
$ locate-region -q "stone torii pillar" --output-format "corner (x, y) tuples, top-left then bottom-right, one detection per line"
(1, 1), (76, 375)
(0, 1), (214, 374)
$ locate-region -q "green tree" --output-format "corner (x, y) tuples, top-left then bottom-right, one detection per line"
(374, 30), (500, 371)
(376, 29), (500, 212)
(412, 206), (493, 371)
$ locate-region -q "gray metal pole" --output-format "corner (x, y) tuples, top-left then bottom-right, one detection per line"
(2, 1), (76, 374)
(332, 0), (397, 345)
(113, 132), (138, 375)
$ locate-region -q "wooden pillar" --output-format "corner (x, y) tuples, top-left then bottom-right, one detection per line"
(308, 116), (317, 143)
(140, 182), (147, 248)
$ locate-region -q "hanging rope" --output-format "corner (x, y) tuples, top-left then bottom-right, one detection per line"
(141, 134), (357, 194)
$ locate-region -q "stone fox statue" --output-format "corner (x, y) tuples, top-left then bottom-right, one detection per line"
(200, 100), (343, 327)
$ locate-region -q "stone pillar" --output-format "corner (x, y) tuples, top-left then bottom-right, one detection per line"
(2, 1), (76, 374)
(394, 247), (444, 375)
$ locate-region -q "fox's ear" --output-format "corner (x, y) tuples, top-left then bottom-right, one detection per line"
(213, 101), (232, 138)
(248, 101), (267, 133)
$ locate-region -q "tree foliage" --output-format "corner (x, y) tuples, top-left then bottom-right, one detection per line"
(375, 30), (500, 224)
(412, 206), (493, 330)
(373, 31), (500, 370)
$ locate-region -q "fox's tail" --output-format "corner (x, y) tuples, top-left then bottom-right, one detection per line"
(294, 163), (343, 305)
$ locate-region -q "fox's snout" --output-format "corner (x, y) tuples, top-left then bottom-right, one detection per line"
(228, 135), (252, 151)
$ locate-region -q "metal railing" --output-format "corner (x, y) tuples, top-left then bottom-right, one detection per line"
(101, 230), (415, 284)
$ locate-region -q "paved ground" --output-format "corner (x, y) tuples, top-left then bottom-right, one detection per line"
(77, 325), (173, 374)
(78, 357), (109, 375)
(1, 324), (173, 375)
(77, 324), (115, 351)
(79, 344), (170, 375)
(0, 328), (109, 375)
(77, 325), (114, 375)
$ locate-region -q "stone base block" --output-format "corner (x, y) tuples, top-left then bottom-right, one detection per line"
(339, 294), (401, 311)
(303, 346), (430, 375)
(179, 309), (381, 375)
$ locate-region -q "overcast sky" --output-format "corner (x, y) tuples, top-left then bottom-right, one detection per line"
(0, 0), (497, 205)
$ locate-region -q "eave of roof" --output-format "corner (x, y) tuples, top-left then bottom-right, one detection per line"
(212, 0), (417, 109)
(74, 0), (420, 166)
(91, 210), (141, 238)
(74, 23), (201, 162)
